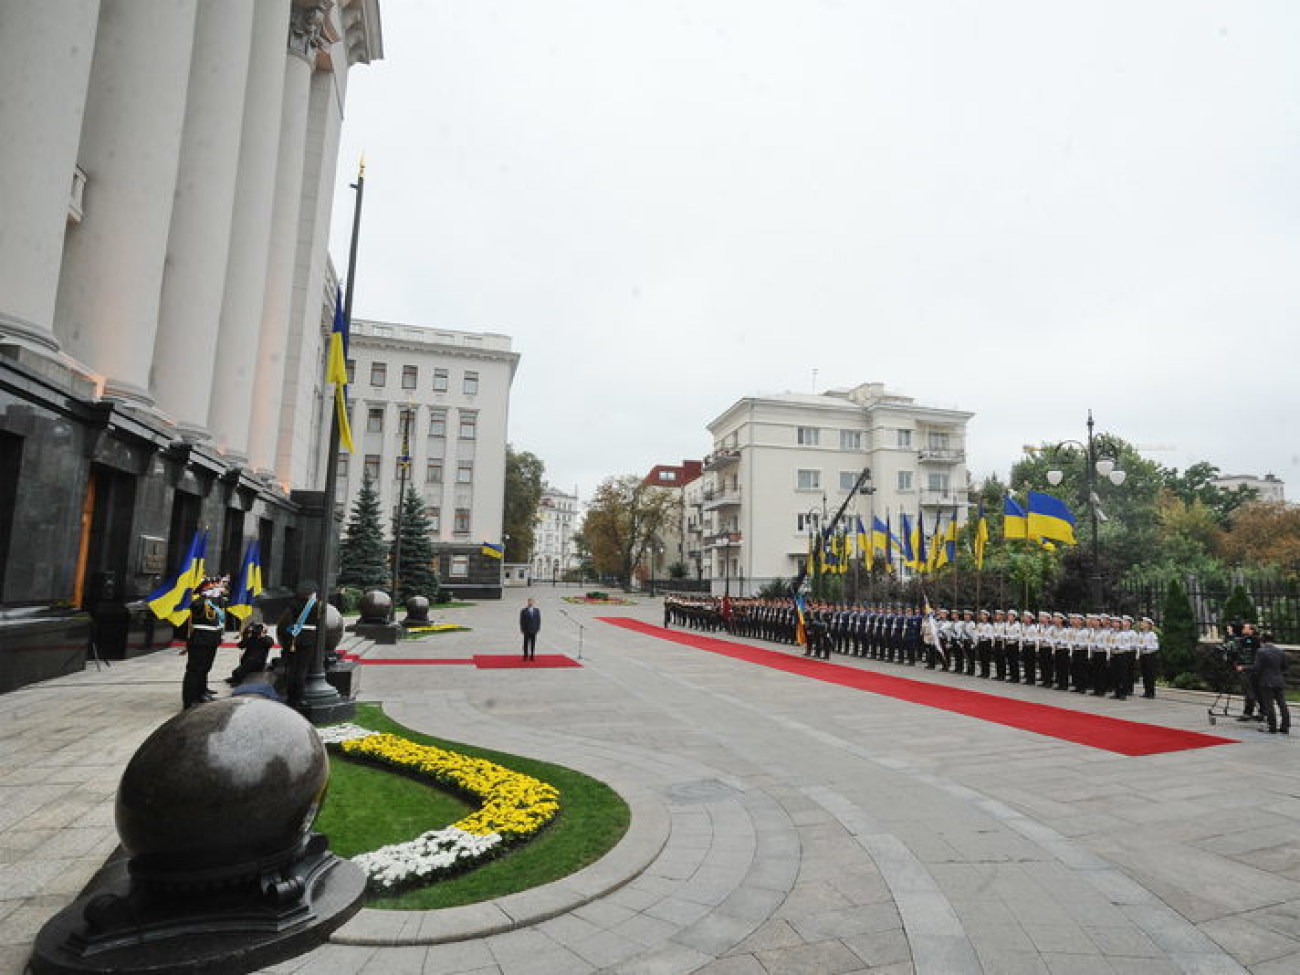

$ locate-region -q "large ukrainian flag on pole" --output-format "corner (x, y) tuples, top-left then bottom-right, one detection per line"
(1027, 490), (1078, 545)
(1003, 496), (1028, 541)
(146, 529), (208, 626)
(328, 288), (355, 454)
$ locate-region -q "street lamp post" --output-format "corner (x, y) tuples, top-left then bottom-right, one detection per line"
(1045, 410), (1126, 609)
(390, 402), (413, 619)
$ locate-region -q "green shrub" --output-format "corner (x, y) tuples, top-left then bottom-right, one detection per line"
(1161, 578), (1200, 682)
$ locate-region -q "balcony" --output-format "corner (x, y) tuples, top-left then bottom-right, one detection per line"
(920, 490), (965, 508)
(702, 487), (741, 511)
(704, 531), (743, 549)
(918, 447), (965, 463)
(703, 448), (740, 471)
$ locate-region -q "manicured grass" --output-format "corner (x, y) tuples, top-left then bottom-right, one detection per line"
(317, 703), (631, 910)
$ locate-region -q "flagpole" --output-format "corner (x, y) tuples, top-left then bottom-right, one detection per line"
(303, 158), (366, 723)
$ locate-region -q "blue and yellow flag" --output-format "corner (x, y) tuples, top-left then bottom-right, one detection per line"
(146, 529), (208, 626)
(227, 540), (264, 622)
(793, 592), (808, 647)
(900, 512), (915, 567)
(328, 289), (355, 454)
(481, 541), (504, 560)
(913, 510), (928, 572)
(1027, 490), (1077, 545)
(855, 515), (868, 556)
(1003, 496), (1028, 541)
(974, 503), (989, 569)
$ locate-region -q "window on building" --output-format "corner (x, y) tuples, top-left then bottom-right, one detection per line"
(463, 371), (479, 395)
(453, 508), (471, 534)
(897, 470), (913, 491)
(896, 428), (912, 448)
(796, 469), (821, 491)
(366, 407), (384, 433)
(402, 365), (418, 389)
(336, 454), (349, 481)
(797, 512), (819, 532)
(426, 460), (443, 483)
(928, 431), (949, 451)
(449, 554), (469, 577)
(927, 472), (949, 492)
(457, 462), (473, 484)
(433, 368), (449, 392)
(458, 411), (478, 440)
(345, 359), (355, 384)
(658, 470), (677, 482)
(839, 471), (858, 492)
(428, 506), (441, 531)
(370, 362), (387, 387)
(797, 426), (820, 446)
(364, 454), (380, 481)
(840, 430), (862, 450)
(428, 410), (447, 437)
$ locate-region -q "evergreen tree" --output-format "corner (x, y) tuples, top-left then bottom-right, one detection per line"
(338, 473), (389, 590)
(1220, 584), (1257, 627)
(390, 482), (439, 603)
(1161, 577), (1200, 683)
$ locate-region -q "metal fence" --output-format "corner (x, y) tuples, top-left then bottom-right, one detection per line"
(1118, 577), (1300, 644)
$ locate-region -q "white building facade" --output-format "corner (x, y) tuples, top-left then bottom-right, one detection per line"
(339, 321), (518, 547)
(531, 486), (580, 583)
(1213, 473), (1286, 503)
(700, 383), (974, 595)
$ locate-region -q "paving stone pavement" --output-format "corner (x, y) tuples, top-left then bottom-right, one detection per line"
(2, 589), (1298, 974)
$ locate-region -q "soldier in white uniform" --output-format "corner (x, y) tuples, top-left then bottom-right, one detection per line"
(1089, 614), (1111, 696)
(975, 609), (994, 678)
(1137, 616), (1160, 698)
(1004, 609), (1023, 683)
(1110, 615), (1136, 699)
(1020, 611), (1039, 685)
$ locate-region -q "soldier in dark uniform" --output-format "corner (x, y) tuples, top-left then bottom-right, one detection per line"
(277, 581), (322, 710)
(182, 575), (228, 709)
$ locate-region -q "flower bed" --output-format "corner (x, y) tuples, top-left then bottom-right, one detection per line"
(318, 723), (560, 892)
(403, 622), (468, 635)
(562, 595), (636, 606)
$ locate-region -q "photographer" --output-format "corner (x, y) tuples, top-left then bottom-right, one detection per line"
(1227, 621), (1264, 723)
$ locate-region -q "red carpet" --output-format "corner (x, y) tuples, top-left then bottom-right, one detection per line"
(598, 618), (1234, 757)
(336, 651), (579, 669)
(473, 654), (581, 669)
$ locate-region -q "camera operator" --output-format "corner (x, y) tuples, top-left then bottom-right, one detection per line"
(1227, 621), (1264, 723)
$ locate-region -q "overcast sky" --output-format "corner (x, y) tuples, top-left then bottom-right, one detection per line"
(329, 1), (1300, 502)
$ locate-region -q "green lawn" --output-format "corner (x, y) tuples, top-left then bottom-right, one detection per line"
(315, 703), (631, 910)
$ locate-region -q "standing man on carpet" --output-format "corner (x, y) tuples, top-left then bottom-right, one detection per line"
(520, 597), (542, 661)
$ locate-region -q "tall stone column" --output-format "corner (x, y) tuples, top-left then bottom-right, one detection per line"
(245, 2), (333, 475)
(207, 0), (293, 463)
(0, 1), (100, 355)
(52, 0), (199, 408)
(151, 0), (256, 440)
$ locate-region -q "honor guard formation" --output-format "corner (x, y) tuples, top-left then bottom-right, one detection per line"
(663, 596), (1162, 700)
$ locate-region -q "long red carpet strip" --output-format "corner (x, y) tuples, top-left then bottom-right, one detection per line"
(336, 651), (579, 669)
(598, 618), (1233, 757)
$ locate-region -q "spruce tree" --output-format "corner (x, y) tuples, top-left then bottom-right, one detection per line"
(390, 483), (439, 603)
(1161, 577), (1201, 684)
(338, 473), (389, 590)
(1220, 584), (1257, 628)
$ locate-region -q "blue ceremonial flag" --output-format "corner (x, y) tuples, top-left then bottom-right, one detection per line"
(900, 511), (915, 566)
(146, 529), (208, 626)
(228, 540), (264, 622)
(914, 509), (928, 571)
(328, 288), (355, 453)
(1003, 496), (1028, 540)
(1027, 490), (1077, 545)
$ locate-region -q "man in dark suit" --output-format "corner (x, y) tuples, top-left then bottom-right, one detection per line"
(1247, 632), (1291, 734)
(520, 597), (541, 660)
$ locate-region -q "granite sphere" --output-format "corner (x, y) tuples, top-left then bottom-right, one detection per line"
(358, 589), (392, 623)
(404, 595), (430, 622)
(115, 698), (329, 871)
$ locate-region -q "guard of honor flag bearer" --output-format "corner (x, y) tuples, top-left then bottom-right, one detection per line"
(663, 596), (1162, 698)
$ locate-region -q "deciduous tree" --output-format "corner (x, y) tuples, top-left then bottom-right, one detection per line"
(581, 475), (683, 586)
(503, 446), (545, 562)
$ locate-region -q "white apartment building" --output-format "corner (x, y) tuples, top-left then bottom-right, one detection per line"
(531, 486), (580, 583)
(1213, 473), (1286, 503)
(699, 382), (974, 594)
(338, 320), (519, 547)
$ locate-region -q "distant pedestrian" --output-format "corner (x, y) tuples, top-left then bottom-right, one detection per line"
(520, 597), (541, 660)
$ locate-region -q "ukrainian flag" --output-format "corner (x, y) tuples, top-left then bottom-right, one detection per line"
(974, 503), (989, 569)
(793, 592), (808, 647)
(854, 515), (868, 558)
(481, 541), (505, 560)
(1027, 491), (1077, 545)
(1003, 496), (1028, 540)
(227, 540), (264, 621)
(328, 289), (355, 454)
(900, 512), (915, 567)
(146, 529), (208, 626)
